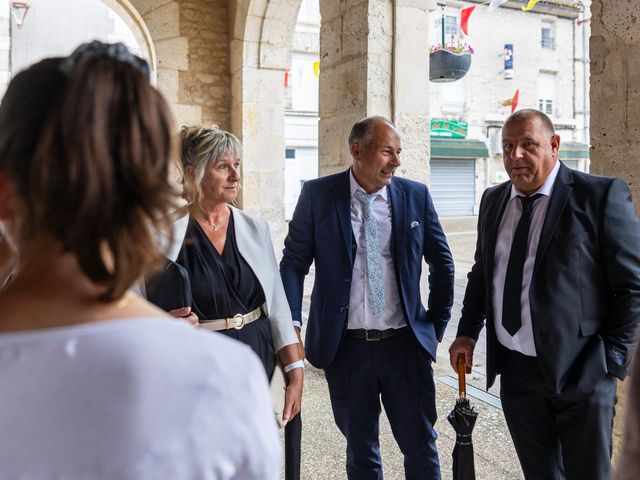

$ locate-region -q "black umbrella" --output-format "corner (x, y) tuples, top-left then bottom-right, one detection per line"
(447, 355), (478, 480)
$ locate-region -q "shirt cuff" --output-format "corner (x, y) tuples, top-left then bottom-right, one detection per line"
(292, 321), (302, 329)
(283, 360), (305, 373)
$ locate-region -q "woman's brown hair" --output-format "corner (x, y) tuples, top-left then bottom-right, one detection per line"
(0, 42), (179, 301)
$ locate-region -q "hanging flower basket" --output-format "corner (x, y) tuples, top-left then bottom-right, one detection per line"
(429, 50), (472, 83)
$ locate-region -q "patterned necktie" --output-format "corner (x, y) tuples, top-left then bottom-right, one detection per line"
(502, 193), (543, 336)
(354, 189), (386, 317)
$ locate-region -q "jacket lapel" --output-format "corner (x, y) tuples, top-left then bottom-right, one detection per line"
(230, 206), (263, 278)
(388, 179), (406, 264)
(332, 170), (355, 264)
(484, 183), (511, 287)
(534, 163), (573, 271)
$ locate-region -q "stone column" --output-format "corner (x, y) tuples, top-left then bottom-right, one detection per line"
(229, 0), (300, 242)
(230, 64), (287, 235)
(318, 0), (436, 183)
(391, 0), (434, 184)
(589, 0), (640, 459)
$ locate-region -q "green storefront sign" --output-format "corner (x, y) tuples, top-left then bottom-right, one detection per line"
(430, 119), (468, 138)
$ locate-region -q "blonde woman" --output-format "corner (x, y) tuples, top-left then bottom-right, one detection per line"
(177, 126), (305, 478)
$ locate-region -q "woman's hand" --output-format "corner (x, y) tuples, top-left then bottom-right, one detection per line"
(168, 306), (199, 326)
(277, 342), (305, 422)
(295, 326), (305, 360)
(283, 366), (303, 422)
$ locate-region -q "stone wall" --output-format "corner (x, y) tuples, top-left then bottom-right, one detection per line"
(179, 0), (231, 129)
(590, 0), (640, 459)
(318, 0), (370, 175)
(590, 0), (640, 196)
(131, 0), (231, 129)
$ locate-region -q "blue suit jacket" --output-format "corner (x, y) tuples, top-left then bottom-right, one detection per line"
(280, 169), (455, 369)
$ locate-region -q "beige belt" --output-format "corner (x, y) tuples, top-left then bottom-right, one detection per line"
(199, 307), (262, 331)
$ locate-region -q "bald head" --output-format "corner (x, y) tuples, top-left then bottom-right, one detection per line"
(348, 116), (396, 150)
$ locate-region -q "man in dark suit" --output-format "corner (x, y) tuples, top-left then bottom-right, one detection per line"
(280, 116), (454, 479)
(449, 109), (640, 480)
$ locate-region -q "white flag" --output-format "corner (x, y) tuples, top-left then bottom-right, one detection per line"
(488, 0), (509, 11)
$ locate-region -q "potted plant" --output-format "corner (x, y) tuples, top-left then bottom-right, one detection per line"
(430, 35), (474, 83)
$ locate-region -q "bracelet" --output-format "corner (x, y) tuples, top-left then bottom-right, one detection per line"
(283, 360), (305, 373)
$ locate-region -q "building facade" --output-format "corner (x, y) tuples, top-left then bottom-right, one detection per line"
(282, 0), (591, 218)
(427, 0), (590, 216)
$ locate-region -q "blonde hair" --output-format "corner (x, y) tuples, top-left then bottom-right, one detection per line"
(179, 125), (242, 207)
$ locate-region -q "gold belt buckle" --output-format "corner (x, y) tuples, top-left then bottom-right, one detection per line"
(228, 313), (246, 330)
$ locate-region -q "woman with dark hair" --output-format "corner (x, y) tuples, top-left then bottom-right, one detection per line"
(0, 42), (279, 479)
(177, 126), (305, 479)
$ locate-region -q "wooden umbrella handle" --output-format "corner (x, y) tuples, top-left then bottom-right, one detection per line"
(457, 354), (467, 400)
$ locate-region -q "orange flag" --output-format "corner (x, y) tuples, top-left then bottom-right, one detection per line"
(461, 6), (476, 35)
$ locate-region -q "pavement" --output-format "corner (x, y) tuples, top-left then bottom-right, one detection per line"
(284, 216), (524, 479)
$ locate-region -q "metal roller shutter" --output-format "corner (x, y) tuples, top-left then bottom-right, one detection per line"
(430, 158), (476, 217)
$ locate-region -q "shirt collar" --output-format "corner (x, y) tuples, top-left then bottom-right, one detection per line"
(509, 160), (561, 200)
(349, 169), (388, 201)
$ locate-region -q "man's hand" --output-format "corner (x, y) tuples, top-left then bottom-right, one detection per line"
(449, 336), (476, 374)
(168, 306), (199, 326)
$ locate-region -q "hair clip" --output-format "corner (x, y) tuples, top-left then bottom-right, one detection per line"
(59, 40), (150, 80)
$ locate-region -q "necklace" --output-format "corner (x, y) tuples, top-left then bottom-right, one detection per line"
(198, 207), (229, 232)
(201, 218), (222, 231)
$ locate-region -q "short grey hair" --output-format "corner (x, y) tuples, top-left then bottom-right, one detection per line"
(348, 116), (395, 149)
(179, 125), (242, 206)
(503, 109), (556, 136)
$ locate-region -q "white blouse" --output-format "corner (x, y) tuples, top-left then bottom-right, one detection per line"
(0, 318), (280, 479)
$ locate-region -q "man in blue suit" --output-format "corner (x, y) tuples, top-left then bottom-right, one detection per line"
(280, 116), (454, 479)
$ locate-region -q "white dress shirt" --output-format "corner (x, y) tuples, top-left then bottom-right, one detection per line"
(492, 160), (561, 356)
(347, 171), (405, 330)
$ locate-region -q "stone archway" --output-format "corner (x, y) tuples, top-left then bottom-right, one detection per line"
(100, 0), (157, 80)
(125, 0), (212, 129)
(230, 0), (303, 238)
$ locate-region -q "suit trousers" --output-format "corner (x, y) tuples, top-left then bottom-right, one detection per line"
(499, 348), (616, 480)
(324, 331), (440, 480)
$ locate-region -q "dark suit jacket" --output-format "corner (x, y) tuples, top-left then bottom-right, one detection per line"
(280, 169), (455, 369)
(458, 163), (640, 397)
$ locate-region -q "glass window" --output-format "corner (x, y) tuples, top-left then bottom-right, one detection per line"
(444, 15), (459, 37)
(538, 99), (554, 115)
(538, 73), (557, 117)
(434, 8), (461, 42)
(439, 79), (465, 113)
(541, 21), (554, 49)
